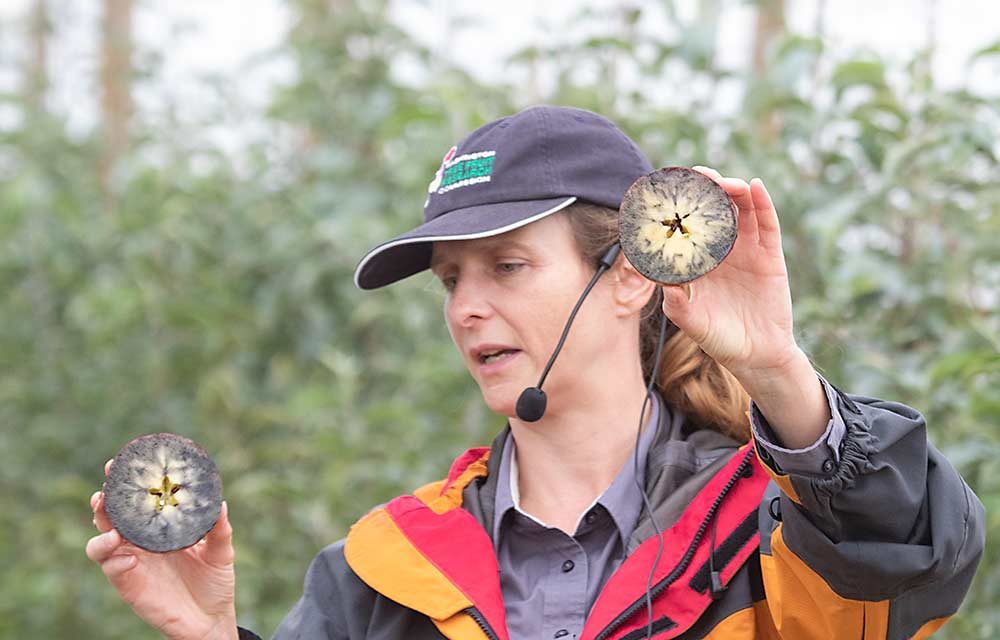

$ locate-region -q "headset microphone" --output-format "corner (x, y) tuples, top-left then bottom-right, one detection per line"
(515, 243), (622, 422)
(514, 387), (547, 423)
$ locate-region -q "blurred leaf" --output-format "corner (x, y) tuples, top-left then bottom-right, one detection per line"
(971, 39), (1000, 61)
(832, 59), (887, 97)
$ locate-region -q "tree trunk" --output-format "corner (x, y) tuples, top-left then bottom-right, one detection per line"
(751, 0), (785, 140)
(25, 0), (49, 110)
(751, 0), (785, 75)
(100, 0), (133, 195)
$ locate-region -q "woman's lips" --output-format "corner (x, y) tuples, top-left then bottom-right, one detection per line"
(477, 348), (521, 375)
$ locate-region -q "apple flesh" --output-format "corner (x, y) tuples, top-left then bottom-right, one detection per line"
(103, 433), (223, 553)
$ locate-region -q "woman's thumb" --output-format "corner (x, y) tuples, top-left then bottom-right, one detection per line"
(661, 283), (693, 316)
(203, 501), (235, 567)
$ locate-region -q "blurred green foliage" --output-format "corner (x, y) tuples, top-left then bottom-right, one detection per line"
(1, 0), (997, 638)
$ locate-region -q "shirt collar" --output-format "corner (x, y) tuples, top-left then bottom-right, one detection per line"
(491, 391), (662, 548)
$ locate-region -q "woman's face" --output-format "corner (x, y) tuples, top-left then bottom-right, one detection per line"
(430, 212), (613, 418)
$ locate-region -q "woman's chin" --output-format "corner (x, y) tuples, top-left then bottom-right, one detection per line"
(477, 385), (521, 419)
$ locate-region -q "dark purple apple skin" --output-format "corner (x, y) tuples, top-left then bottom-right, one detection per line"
(103, 433), (223, 553)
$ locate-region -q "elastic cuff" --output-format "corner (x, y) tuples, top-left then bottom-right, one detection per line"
(750, 372), (846, 476)
(811, 384), (878, 498)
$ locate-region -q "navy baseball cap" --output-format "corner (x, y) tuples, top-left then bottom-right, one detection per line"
(353, 105), (654, 289)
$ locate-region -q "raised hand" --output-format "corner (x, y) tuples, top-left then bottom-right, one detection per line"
(85, 458), (239, 640)
(658, 166), (801, 383)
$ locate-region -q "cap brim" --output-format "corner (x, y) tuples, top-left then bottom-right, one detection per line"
(354, 196), (577, 289)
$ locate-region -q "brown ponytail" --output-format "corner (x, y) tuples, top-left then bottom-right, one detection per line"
(564, 200), (751, 442)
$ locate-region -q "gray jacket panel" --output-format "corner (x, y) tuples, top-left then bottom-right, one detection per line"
(760, 387), (985, 639)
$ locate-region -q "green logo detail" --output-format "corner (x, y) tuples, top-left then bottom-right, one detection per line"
(436, 151), (496, 194)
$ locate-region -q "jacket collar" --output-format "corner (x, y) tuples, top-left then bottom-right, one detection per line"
(344, 445), (505, 638)
(465, 392), (743, 541)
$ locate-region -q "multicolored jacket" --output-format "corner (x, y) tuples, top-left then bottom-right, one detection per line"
(259, 383), (983, 639)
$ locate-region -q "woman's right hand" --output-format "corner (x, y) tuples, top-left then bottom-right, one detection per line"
(85, 459), (239, 640)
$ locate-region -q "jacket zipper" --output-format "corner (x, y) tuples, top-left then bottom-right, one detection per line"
(465, 606), (501, 640)
(593, 450), (754, 640)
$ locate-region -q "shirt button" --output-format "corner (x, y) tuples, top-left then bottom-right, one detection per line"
(554, 630), (569, 638)
(561, 560), (575, 573)
(585, 510), (598, 525)
(822, 459), (835, 474)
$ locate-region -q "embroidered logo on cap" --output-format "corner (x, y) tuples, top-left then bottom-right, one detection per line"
(425, 146), (496, 207)
(437, 150), (496, 193)
(426, 146), (456, 197)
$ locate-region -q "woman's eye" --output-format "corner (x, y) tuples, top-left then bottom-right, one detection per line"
(497, 262), (524, 275)
(441, 276), (457, 291)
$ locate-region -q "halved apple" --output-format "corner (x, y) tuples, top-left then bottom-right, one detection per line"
(619, 167), (738, 285)
(103, 433), (223, 553)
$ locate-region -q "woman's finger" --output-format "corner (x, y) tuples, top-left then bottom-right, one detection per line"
(202, 501), (235, 568)
(691, 165), (723, 181)
(92, 491), (113, 533)
(691, 166), (755, 220)
(104, 458), (114, 477)
(750, 178), (781, 250)
(86, 529), (124, 564)
(101, 553), (139, 579)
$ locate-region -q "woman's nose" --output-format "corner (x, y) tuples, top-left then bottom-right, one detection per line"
(447, 278), (492, 327)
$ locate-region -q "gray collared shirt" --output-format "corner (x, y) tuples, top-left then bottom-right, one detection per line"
(492, 396), (660, 640)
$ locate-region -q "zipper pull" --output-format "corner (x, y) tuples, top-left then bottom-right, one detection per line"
(710, 571), (726, 600)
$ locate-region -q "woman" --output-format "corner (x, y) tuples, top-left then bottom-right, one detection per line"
(86, 105), (984, 639)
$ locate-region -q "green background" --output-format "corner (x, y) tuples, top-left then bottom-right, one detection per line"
(1, 0), (997, 637)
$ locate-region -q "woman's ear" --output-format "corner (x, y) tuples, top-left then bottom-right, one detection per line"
(611, 255), (656, 317)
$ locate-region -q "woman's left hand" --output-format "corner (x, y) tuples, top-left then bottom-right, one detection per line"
(659, 166), (802, 383)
